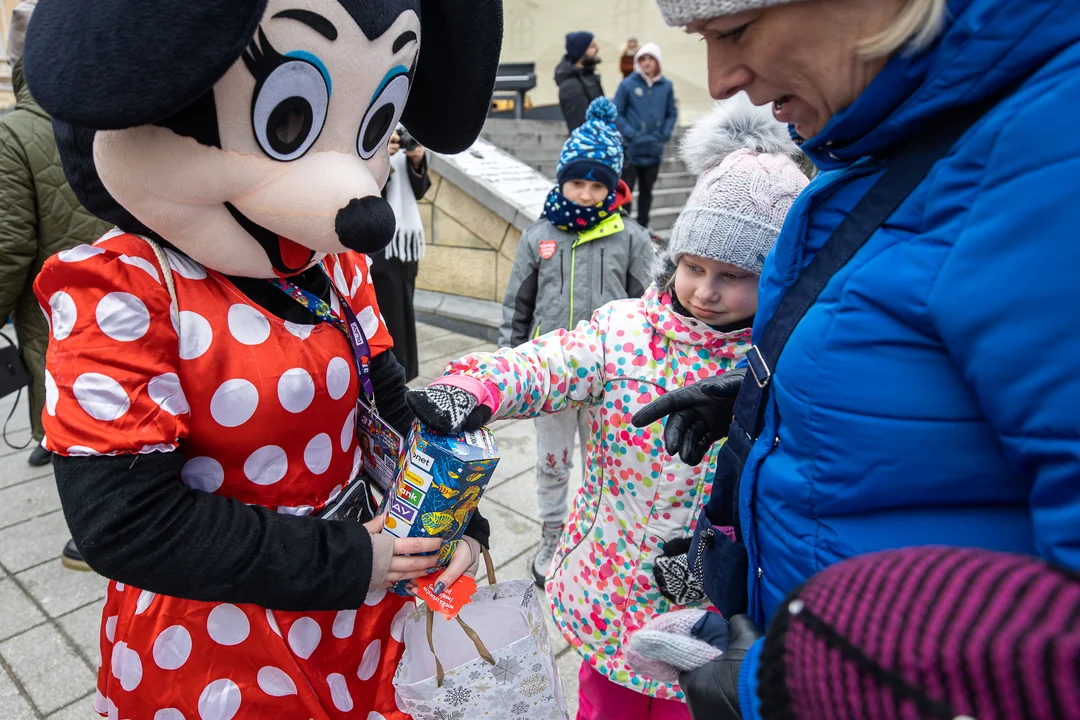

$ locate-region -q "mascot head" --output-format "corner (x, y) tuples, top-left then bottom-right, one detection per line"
(22, 0), (502, 278)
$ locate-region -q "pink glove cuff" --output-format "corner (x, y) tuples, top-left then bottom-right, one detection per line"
(431, 375), (501, 415)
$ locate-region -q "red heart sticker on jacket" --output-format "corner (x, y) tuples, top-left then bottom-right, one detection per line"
(538, 240), (557, 260)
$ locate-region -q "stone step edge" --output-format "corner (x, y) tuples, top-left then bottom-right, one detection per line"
(414, 289), (502, 342)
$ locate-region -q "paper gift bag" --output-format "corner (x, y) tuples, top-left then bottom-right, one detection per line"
(393, 565), (569, 720)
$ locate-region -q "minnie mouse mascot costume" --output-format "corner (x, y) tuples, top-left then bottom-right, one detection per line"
(21, 1), (501, 717)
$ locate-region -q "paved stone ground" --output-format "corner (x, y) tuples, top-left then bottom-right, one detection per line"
(0, 321), (584, 718)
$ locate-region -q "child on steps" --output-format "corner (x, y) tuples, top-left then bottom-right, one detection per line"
(408, 99), (808, 719)
(497, 96), (656, 586)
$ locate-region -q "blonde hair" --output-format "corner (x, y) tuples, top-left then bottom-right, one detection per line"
(859, 0), (948, 58)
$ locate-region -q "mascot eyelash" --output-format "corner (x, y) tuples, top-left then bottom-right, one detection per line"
(243, 27), (334, 161)
(241, 25), (416, 164)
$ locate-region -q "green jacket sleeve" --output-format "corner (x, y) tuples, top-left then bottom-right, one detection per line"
(0, 125), (38, 319)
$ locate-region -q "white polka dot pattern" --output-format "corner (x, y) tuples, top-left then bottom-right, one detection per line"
(58, 244), (105, 263)
(287, 616), (321, 659)
(326, 357), (351, 400)
(197, 678), (242, 720)
(207, 604), (250, 646)
(209, 379), (259, 428)
(304, 433), (333, 475)
(73, 373), (131, 421)
(327, 672), (354, 711)
(243, 445), (288, 486)
(277, 368), (315, 413)
(49, 291), (76, 340)
(181, 457), (225, 493)
(227, 304), (271, 346)
(356, 639), (381, 681)
(148, 373), (190, 416)
(152, 625), (192, 671)
(257, 666), (297, 697)
(178, 311), (213, 360)
(96, 292), (150, 341)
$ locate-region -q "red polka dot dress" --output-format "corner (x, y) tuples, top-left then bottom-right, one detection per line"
(34, 231), (413, 719)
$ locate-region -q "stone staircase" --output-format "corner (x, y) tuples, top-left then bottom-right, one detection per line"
(479, 118), (695, 238)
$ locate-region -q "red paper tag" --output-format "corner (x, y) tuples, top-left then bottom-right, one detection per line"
(414, 575), (478, 620)
(538, 239), (557, 260)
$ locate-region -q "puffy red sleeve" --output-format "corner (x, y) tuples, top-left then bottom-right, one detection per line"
(324, 251), (394, 357)
(32, 237), (189, 456)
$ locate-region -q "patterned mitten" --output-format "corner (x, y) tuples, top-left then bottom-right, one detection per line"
(626, 609), (727, 683)
(406, 377), (494, 434)
(654, 537), (706, 606)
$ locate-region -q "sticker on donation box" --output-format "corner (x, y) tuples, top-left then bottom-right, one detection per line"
(357, 398), (405, 492)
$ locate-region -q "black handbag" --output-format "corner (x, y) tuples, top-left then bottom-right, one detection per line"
(694, 89), (1016, 619)
(1, 331), (33, 450)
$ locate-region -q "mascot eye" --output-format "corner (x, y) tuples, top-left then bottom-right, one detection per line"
(357, 70), (410, 160)
(252, 60), (330, 161)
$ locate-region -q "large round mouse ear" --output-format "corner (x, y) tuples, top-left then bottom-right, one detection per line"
(23, 0), (267, 130)
(400, 0), (503, 154)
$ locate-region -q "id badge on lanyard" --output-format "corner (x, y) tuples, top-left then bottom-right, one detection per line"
(270, 269), (405, 521)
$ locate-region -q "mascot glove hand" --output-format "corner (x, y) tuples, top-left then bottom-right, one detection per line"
(406, 376), (498, 435)
(632, 368), (746, 465)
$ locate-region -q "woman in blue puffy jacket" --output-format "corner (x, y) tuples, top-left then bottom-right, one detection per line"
(630, 0), (1080, 717)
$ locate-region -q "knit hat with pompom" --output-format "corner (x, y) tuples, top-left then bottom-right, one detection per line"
(556, 97), (625, 193)
(668, 94), (808, 274)
(655, 0), (800, 27)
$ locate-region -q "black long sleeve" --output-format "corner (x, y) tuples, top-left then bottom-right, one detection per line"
(55, 451), (377, 611)
(407, 156), (432, 200)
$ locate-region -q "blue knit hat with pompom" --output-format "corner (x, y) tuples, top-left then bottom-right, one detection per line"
(556, 97), (624, 193)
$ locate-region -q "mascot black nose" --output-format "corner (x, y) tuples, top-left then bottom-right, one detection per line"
(335, 196), (396, 254)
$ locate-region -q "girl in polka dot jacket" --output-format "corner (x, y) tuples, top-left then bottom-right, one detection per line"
(407, 99), (809, 719)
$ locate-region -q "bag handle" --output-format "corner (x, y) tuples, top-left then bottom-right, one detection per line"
(137, 236), (179, 319)
(425, 604), (496, 687)
(1, 332), (32, 451)
(422, 546), (498, 686)
(482, 545), (497, 585)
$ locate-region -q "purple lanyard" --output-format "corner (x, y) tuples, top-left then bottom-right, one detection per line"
(270, 271), (377, 405)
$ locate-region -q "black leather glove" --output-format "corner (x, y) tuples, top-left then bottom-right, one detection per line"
(679, 614), (763, 720)
(632, 368), (746, 466)
(654, 537), (706, 606)
(405, 384), (492, 435)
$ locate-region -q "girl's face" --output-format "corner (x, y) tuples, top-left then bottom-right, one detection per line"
(686, 0), (901, 138)
(673, 254), (758, 327)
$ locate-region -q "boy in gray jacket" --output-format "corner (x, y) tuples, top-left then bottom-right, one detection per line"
(499, 97), (655, 584)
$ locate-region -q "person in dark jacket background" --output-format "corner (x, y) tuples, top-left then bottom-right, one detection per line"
(369, 126), (431, 382)
(555, 31), (604, 132)
(615, 42), (678, 229)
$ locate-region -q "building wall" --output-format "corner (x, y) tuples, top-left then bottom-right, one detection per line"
(501, 0), (713, 122)
(0, 0), (19, 107)
(414, 168), (524, 303)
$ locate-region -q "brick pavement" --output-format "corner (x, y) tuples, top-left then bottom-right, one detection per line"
(0, 321), (584, 718)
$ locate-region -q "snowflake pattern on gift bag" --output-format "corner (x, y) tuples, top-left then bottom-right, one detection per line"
(394, 580), (569, 720)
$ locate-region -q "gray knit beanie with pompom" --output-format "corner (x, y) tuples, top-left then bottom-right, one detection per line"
(655, 0), (800, 27)
(667, 94), (808, 275)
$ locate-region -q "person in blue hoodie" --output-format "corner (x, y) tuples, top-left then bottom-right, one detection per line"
(614, 42), (678, 229)
(624, 0), (1080, 718)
